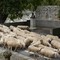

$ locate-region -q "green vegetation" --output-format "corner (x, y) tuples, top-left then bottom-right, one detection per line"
(0, 0), (60, 22)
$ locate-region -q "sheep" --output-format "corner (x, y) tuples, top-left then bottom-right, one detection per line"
(2, 36), (14, 49)
(0, 25), (10, 33)
(29, 32), (41, 38)
(26, 35), (39, 42)
(46, 35), (59, 41)
(8, 32), (17, 37)
(16, 35), (25, 40)
(10, 35), (33, 49)
(51, 40), (60, 49)
(16, 36), (27, 49)
(30, 40), (41, 47)
(19, 39), (26, 49)
(58, 49), (60, 54)
(6, 39), (16, 50)
(23, 30), (30, 34)
(17, 25), (29, 30)
(3, 37), (23, 51)
(2, 25), (10, 33)
(0, 27), (3, 32)
(0, 32), (4, 37)
(28, 45), (42, 53)
(0, 24), (3, 27)
(14, 39), (24, 51)
(0, 25), (59, 58)
(28, 44), (44, 58)
(0, 37), (4, 46)
(10, 26), (19, 32)
(7, 40), (22, 51)
(23, 38), (33, 48)
(13, 29), (22, 36)
(38, 44), (47, 48)
(17, 36), (32, 49)
(39, 47), (59, 58)
(9, 25), (15, 31)
(10, 26), (25, 36)
(40, 37), (51, 47)
(16, 36), (34, 48)
(40, 35), (46, 39)
(28, 44), (46, 53)
(44, 46), (58, 53)
(0, 33), (7, 47)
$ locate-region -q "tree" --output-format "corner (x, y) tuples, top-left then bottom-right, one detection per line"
(0, 0), (60, 23)
(0, 0), (31, 23)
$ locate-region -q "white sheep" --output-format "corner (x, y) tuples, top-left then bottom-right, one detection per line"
(40, 37), (51, 47)
(46, 35), (59, 40)
(0, 37), (4, 46)
(17, 25), (29, 30)
(51, 40), (60, 49)
(28, 45), (42, 53)
(39, 47), (59, 58)
(3, 37), (22, 51)
(31, 40), (41, 47)
(23, 38), (33, 48)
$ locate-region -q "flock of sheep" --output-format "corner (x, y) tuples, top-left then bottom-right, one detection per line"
(0, 24), (60, 58)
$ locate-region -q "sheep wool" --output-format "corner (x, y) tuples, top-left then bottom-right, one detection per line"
(39, 47), (59, 58)
(51, 40), (60, 49)
(28, 45), (42, 52)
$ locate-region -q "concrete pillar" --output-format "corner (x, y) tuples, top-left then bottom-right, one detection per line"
(30, 13), (36, 31)
(50, 29), (53, 34)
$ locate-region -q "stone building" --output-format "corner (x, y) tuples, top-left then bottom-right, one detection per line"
(36, 6), (60, 21)
(33, 6), (60, 35)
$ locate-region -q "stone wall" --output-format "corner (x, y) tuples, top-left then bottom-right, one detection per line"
(36, 6), (60, 20)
